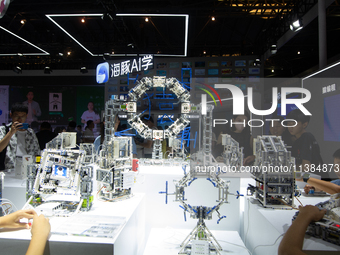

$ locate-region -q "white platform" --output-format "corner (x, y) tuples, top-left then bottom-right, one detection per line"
(0, 193), (145, 255)
(2, 171), (27, 210)
(143, 228), (250, 255)
(243, 194), (340, 255)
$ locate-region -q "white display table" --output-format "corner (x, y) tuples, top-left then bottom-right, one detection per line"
(143, 228), (250, 255)
(243, 194), (340, 255)
(0, 193), (145, 255)
(2, 171), (27, 209)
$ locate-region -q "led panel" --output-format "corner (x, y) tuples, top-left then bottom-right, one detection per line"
(46, 13), (189, 57)
(0, 26), (49, 56)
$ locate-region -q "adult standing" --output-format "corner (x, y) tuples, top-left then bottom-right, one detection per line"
(23, 91), (41, 125)
(81, 101), (100, 129)
(0, 103), (40, 171)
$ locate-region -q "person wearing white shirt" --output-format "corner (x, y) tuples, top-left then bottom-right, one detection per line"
(81, 101), (100, 129)
(23, 91), (41, 125)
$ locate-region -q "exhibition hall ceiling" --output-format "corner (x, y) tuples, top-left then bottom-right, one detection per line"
(0, 0), (340, 77)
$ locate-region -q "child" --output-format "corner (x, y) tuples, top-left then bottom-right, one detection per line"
(278, 205), (326, 255)
(268, 115), (294, 150)
(217, 113), (255, 166)
(286, 109), (323, 172)
(0, 209), (50, 255)
(301, 148), (340, 194)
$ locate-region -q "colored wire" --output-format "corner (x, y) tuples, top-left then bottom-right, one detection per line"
(251, 233), (284, 255)
(218, 240), (252, 255)
(275, 198), (299, 210)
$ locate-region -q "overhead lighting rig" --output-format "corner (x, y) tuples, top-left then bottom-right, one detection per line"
(290, 19), (303, 32)
(44, 66), (52, 74)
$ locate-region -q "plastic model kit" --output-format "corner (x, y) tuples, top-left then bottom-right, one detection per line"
(96, 135), (135, 201)
(160, 132), (244, 254)
(293, 193), (340, 246)
(25, 133), (94, 217)
(159, 96), (247, 254)
(128, 76), (190, 165)
(160, 167), (229, 254)
(248, 135), (296, 209)
(220, 134), (243, 168)
(106, 76), (191, 166)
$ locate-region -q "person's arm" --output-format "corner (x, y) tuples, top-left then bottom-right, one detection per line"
(31, 131), (41, 156)
(301, 177), (340, 194)
(81, 112), (86, 124)
(26, 214), (50, 255)
(135, 139), (153, 148)
(94, 114), (100, 124)
(34, 102), (41, 117)
(0, 209), (36, 229)
(243, 135), (255, 166)
(278, 205), (326, 255)
(0, 122), (22, 152)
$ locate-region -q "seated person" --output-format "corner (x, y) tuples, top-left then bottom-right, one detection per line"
(134, 115), (157, 158)
(36, 122), (57, 150)
(286, 109), (323, 172)
(0, 209), (50, 255)
(216, 113), (255, 165)
(268, 115), (294, 149)
(94, 117), (137, 157)
(83, 120), (95, 143)
(298, 149), (340, 194)
(67, 121), (82, 145)
(278, 205), (327, 255)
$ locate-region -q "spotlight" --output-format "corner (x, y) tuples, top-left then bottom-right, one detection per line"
(44, 66), (52, 74)
(203, 50), (206, 54)
(13, 66), (22, 74)
(67, 51), (71, 56)
(81, 18), (85, 23)
(297, 51), (301, 55)
(253, 58), (261, 67)
(80, 67), (88, 74)
(211, 16), (215, 21)
(270, 44), (277, 54)
(20, 19), (26, 25)
(101, 13), (114, 22)
(290, 19), (303, 32)
(145, 17), (149, 22)
(272, 69), (275, 73)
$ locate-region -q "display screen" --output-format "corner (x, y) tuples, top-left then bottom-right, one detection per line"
(324, 94), (340, 141)
(276, 93), (300, 117)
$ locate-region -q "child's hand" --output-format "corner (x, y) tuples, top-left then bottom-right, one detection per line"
(298, 205), (326, 222)
(243, 155), (255, 166)
(304, 185), (315, 194)
(0, 209), (37, 229)
(31, 214), (50, 240)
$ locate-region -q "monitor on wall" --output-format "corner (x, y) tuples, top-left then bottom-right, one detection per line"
(302, 61), (340, 178)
